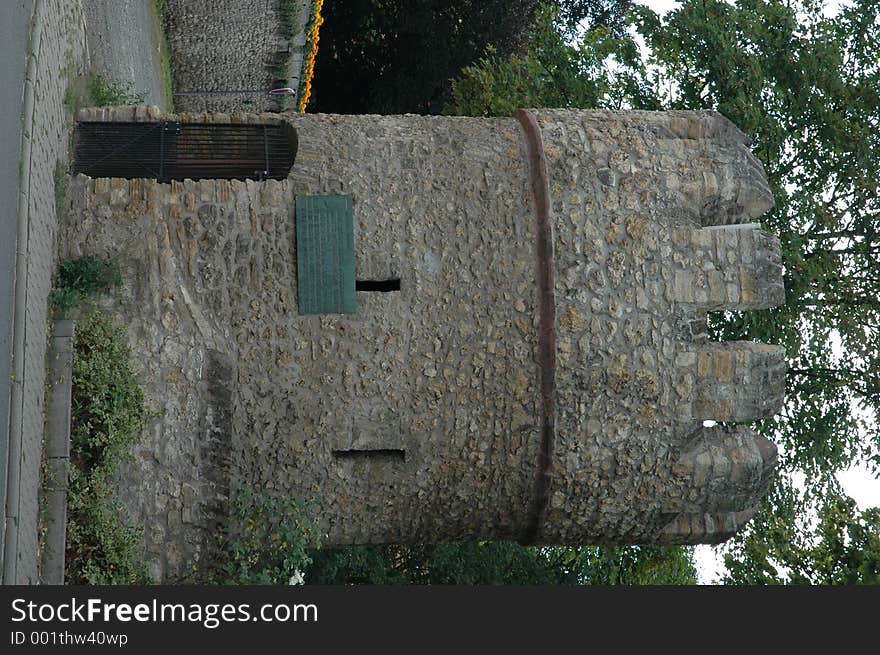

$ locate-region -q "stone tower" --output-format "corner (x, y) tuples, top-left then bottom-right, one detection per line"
(65, 106), (785, 578)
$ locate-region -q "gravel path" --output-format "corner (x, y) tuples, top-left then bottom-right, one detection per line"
(82, 0), (167, 108)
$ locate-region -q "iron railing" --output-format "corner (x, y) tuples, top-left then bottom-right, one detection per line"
(73, 121), (297, 181)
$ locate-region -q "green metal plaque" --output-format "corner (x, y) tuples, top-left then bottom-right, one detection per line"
(295, 195), (356, 314)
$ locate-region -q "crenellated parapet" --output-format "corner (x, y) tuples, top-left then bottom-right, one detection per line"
(518, 109), (786, 544)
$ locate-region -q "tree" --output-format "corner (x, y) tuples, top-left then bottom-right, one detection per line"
(633, 0), (880, 582)
(309, 1), (637, 114)
(722, 481), (880, 584)
(309, 0), (544, 114)
(445, 4), (654, 116)
(556, 0), (634, 38)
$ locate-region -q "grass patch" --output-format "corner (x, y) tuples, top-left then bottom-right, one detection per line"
(150, 0), (175, 111)
(89, 75), (146, 107)
(50, 256), (122, 320)
(65, 310), (150, 584)
(208, 486), (319, 585)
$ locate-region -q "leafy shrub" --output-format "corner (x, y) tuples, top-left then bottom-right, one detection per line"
(50, 256), (121, 318)
(65, 311), (149, 584)
(211, 486), (320, 585)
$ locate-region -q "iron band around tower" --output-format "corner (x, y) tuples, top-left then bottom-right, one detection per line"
(513, 109), (558, 545)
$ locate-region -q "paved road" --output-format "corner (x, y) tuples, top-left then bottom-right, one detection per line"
(82, 0), (167, 108)
(0, 0), (34, 559)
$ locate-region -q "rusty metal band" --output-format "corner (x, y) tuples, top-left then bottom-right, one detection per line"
(513, 109), (557, 545)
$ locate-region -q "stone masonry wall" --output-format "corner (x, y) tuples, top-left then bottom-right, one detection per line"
(164, 0), (311, 113)
(533, 109), (784, 544)
(61, 172), (239, 581)
(64, 108), (542, 579)
(62, 107), (785, 580)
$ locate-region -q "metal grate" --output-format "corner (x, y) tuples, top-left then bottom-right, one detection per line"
(72, 121), (297, 181)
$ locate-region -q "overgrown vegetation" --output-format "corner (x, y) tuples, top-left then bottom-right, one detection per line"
(65, 311), (149, 584)
(296, 0), (324, 112)
(62, 71), (88, 115)
(63, 72), (146, 113)
(310, 0), (542, 114)
(47, 257), (146, 583)
(278, 0), (304, 40)
(89, 75), (146, 107)
(208, 487), (320, 585)
(50, 256), (122, 319)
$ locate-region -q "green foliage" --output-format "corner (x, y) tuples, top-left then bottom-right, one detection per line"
(310, 0), (544, 114)
(305, 543), (697, 585)
(278, 0), (304, 40)
(267, 0), (309, 110)
(89, 75), (146, 107)
(632, 0), (880, 582)
(556, 0), (633, 38)
(211, 487), (320, 585)
(50, 256), (122, 318)
(723, 479), (880, 585)
(560, 545), (699, 585)
(65, 311), (149, 584)
(63, 71), (88, 115)
(445, 4), (655, 117)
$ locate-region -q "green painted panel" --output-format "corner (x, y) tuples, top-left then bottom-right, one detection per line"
(296, 195), (356, 314)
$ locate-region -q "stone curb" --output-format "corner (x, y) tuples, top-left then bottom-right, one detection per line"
(3, 0), (46, 586)
(40, 320), (75, 585)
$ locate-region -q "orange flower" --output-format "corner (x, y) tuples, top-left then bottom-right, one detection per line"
(299, 0), (324, 113)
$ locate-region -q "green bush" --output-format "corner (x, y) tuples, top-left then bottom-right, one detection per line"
(211, 486), (320, 585)
(50, 256), (121, 318)
(65, 311), (149, 584)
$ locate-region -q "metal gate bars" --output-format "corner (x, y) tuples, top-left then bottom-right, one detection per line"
(73, 121), (298, 182)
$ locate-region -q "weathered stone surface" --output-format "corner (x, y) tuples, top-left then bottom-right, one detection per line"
(60, 108), (786, 581)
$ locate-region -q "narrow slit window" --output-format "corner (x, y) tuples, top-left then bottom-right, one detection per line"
(332, 449), (405, 462)
(356, 279), (401, 292)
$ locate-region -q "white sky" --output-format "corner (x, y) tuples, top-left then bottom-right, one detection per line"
(634, 0), (879, 583)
